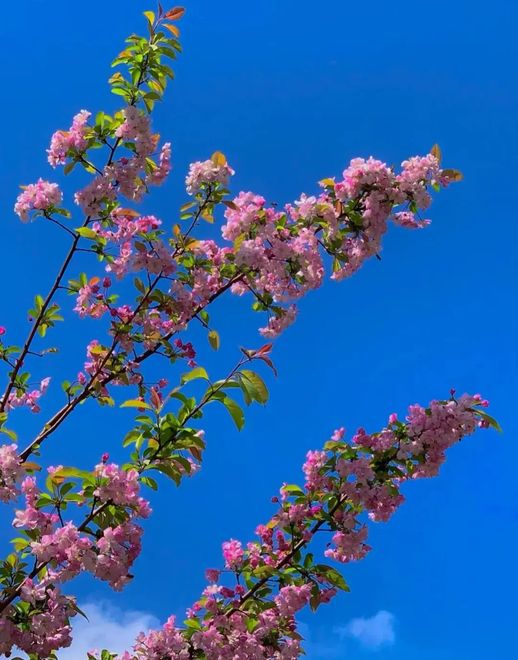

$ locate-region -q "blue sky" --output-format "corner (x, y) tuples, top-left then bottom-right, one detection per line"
(0, 0), (517, 658)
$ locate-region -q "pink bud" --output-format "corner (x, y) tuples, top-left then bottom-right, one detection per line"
(205, 568), (220, 583)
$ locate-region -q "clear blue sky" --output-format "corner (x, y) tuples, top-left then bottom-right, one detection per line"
(0, 1), (516, 658)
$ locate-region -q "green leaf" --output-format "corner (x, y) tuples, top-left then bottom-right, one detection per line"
(50, 466), (93, 481)
(75, 227), (98, 239)
(181, 366), (209, 385)
(0, 427), (17, 441)
(208, 329), (220, 351)
(476, 409), (503, 433)
(120, 399), (152, 410)
(313, 564), (350, 591)
(281, 484), (305, 496)
(239, 370), (269, 404)
(140, 475), (158, 491)
(11, 538), (29, 552)
(150, 462), (181, 485)
(253, 565), (274, 579)
(220, 395), (245, 430)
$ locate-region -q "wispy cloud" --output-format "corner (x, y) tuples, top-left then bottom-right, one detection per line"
(60, 601), (159, 659)
(335, 609), (396, 650)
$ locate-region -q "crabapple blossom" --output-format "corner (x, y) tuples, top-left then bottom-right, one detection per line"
(14, 179), (62, 221)
(47, 109), (92, 167)
(186, 158), (235, 195)
(0, 444), (25, 502)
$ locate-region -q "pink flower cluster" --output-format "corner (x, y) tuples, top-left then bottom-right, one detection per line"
(14, 179), (62, 222)
(0, 455), (154, 655)
(185, 158), (235, 195)
(13, 476), (58, 532)
(47, 109), (91, 167)
(197, 153), (446, 336)
(222, 539), (244, 570)
(149, 142), (172, 185)
(115, 106), (156, 156)
(0, 444), (25, 502)
(93, 462), (151, 515)
(65, 151), (450, 369)
(28, 517), (145, 592)
(4, 377), (51, 413)
(74, 107), (170, 215)
(74, 277), (111, 319)
(13, 464), (150, 596)
(94, 522), (144, 590)
(329, 155), (441, 279)
(274, 583), (312, 616)
(88, 211), (175, 281)
(75, 175), (117, 216)
(0, 581), (76, 657)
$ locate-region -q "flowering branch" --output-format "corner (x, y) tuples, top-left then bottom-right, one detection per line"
(0, 4), (485, 659)
(100, 393), (495, 659)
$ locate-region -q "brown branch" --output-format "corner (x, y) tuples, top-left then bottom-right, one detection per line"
(0, 215), (90, 414)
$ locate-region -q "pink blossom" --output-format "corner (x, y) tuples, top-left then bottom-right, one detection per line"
(222, 538), (244, 570)
(185, 158), (234, 195)
(47, 109), (91, 166)
(0, 444), (25, 502)
(259, 305), (297, 338)
(14, 179), (62, 222)
(274, 584), (312, 616)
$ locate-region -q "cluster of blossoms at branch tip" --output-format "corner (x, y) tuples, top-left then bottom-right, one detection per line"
(47, 109), (92, 167)
(0, 456), (153, 656)
(0, 444), (25, 502)
(70, 106), (171, 216)
(4, 377), (51, 414)
(93, 462), (151, 515)
(14, 179), (62, 222)
(0, 580), (77, 657)
(66, 149), (451, 368)
(186, 158), (235, 195)
(92, 393), (490, 660)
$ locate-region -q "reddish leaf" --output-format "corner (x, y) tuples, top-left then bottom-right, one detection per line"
(165, 6), (185, 20)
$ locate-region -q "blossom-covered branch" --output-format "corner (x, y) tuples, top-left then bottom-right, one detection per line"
(0, 9), (181, 419)
(0, 349), (275, 655)
(93, 393), (495, 659)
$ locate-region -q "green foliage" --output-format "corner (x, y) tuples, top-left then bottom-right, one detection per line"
(109, 8), (184, 111)
(28, 295), (63, 337)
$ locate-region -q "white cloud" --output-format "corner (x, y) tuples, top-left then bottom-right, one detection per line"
(335, 609), (396, 650)
(59, 601), (159, 659)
